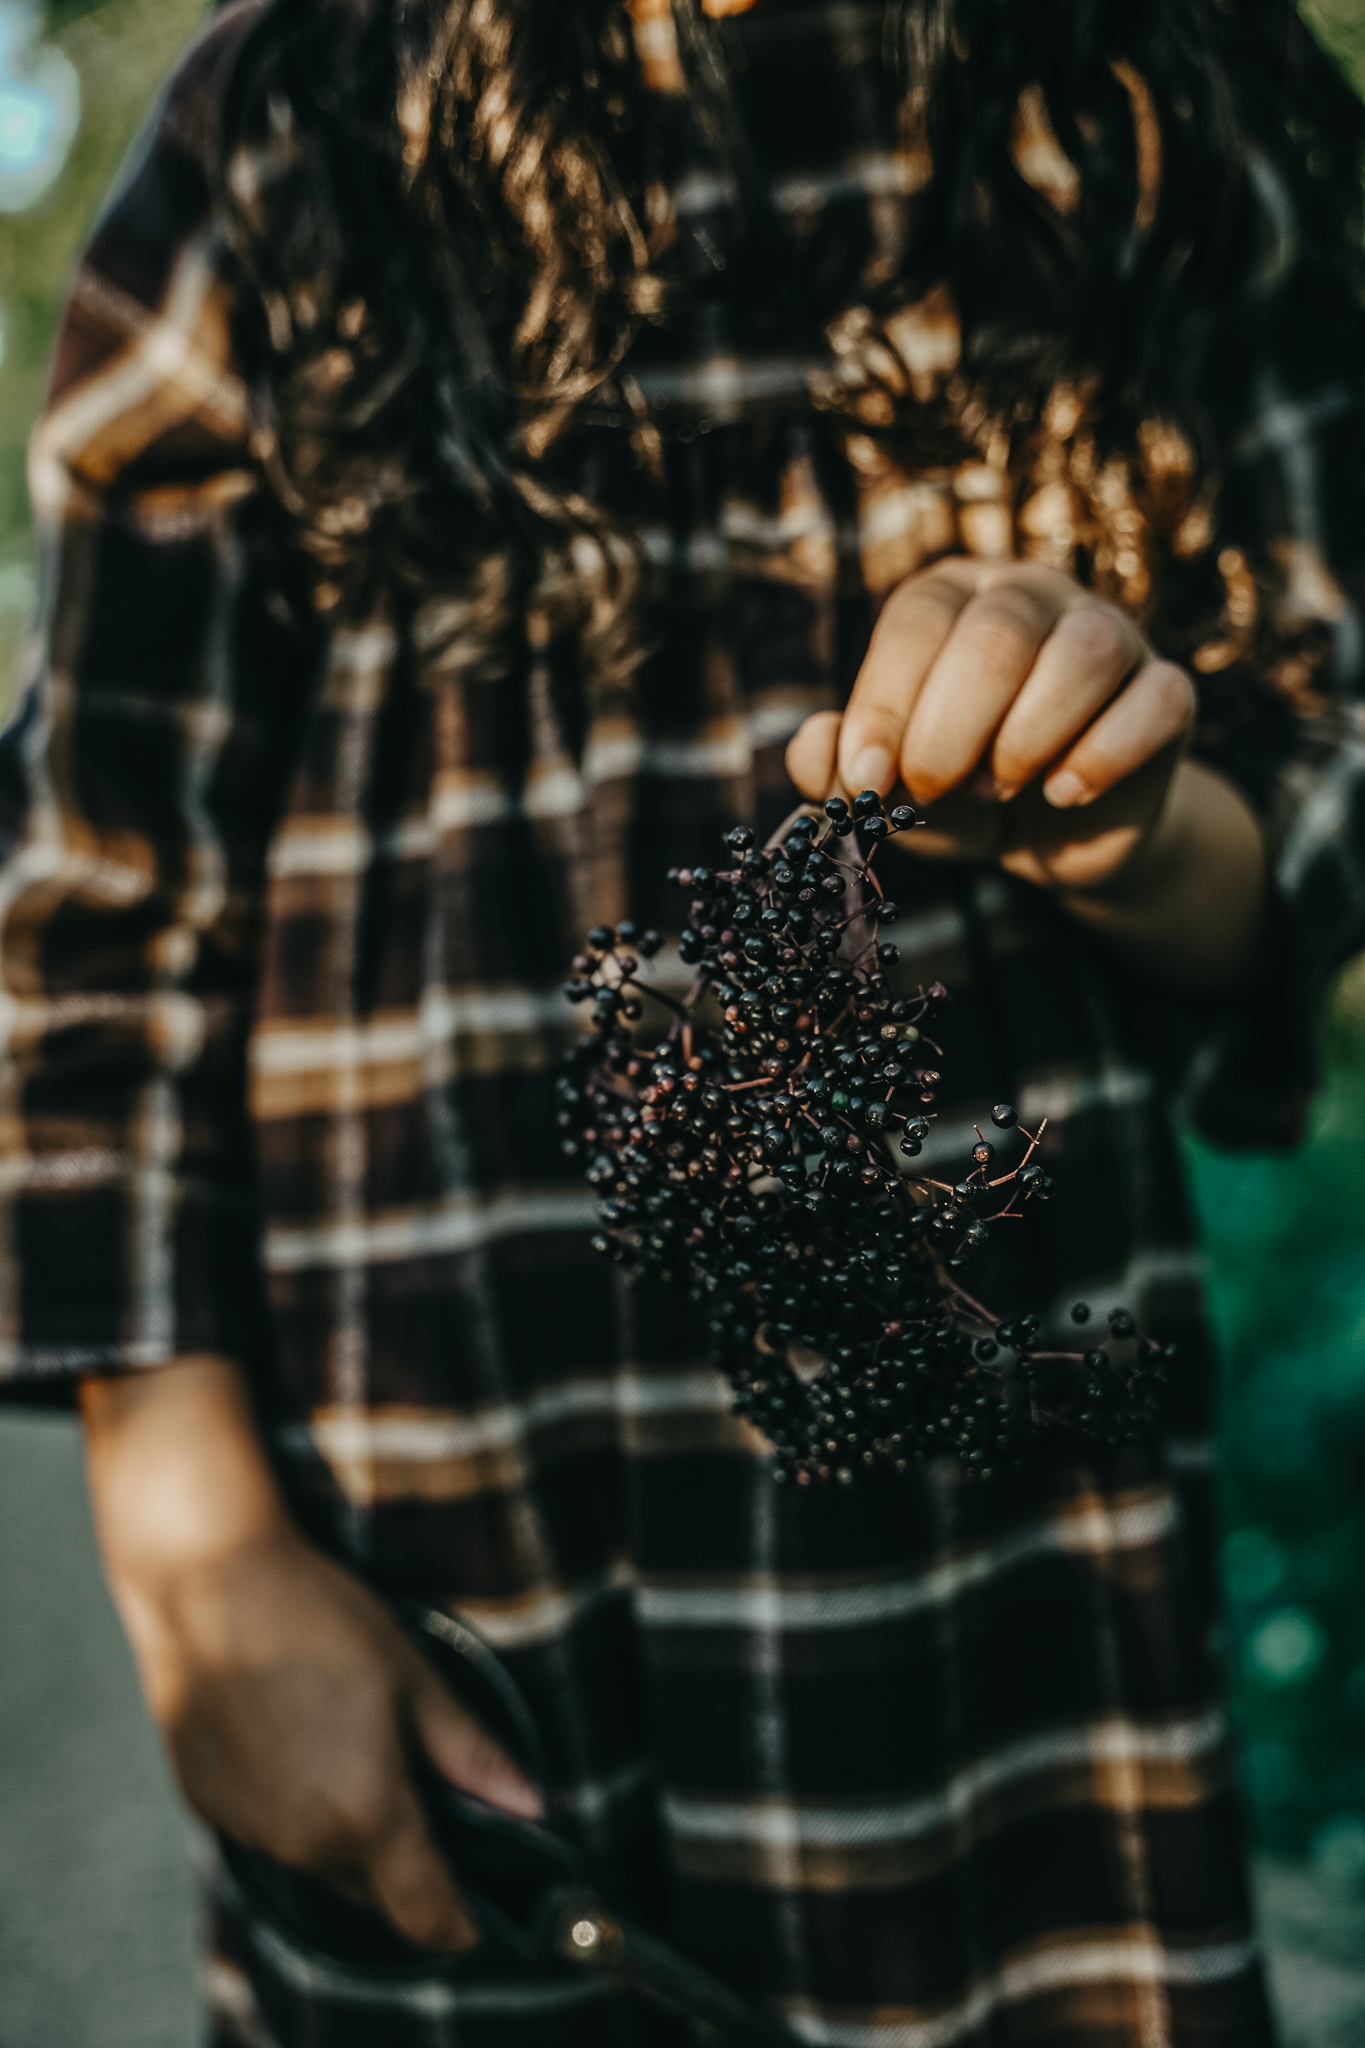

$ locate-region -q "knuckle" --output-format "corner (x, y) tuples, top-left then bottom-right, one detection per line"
(1061, 603), (1127, 671)
(986, 582), (1054, 629)
(853, 700), (908, 744)
(968, 590), (1053, 666)
(880, 572), (967, 637)
(1145, 660), (1196, 730)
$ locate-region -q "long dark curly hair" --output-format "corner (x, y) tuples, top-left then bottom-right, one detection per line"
(214, 0), (1365, 705)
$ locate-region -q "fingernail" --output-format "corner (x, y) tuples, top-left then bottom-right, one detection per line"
(1043, 769), (1088, 809)
(847, 745), (895, 796)
(971, 769), (1012, 803)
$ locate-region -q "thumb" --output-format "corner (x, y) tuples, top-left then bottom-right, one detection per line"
(409, 1665), (545, 1821)
(786, 710), (843, 803)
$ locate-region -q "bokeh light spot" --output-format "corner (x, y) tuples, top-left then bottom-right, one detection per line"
(1247, 1606), (1326, 1687)
(1223, 1526), (1285, 1609)
(0, 4), (79, 213)
(0, 90), (41, 164)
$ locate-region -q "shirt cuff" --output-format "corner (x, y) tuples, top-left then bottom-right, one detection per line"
(0, 1176), (268, 1402)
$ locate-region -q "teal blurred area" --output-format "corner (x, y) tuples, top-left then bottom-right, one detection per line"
(0, 0), (1364, 2042)
(1184, 962), (1365, 1869)
(1188, 0), (1365, 1935)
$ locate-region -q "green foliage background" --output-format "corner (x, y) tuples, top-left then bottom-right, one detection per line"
(1, 0), (1364, 1888)
(1187, 0), (1365, 1888)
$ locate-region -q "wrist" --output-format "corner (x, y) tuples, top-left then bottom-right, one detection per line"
(81, 1355), (293, 1608)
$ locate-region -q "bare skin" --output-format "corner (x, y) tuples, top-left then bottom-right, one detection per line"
(80, 1354), (543, 1953)
(786, 557), (1267, 991)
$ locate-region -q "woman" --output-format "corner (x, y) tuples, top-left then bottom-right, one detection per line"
(5, 0), (1365, 2040)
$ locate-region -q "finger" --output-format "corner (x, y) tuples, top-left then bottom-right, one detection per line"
(367, 1790), (480, 1952)
(989, 601), (1147, 798)
(898, 574), (1068, 803)
(1041, 660), (1195, 808)
(997, 761), (1170, 890)
(786, 710), (842, 802)
(837, 565), (978, 797)
(410, 1666), (544, 1820)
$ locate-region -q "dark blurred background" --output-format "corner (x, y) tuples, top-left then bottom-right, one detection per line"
(1, 1), (1364, 2041)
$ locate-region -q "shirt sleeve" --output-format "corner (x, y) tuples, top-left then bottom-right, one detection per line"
(0, 7), (307, 1396)
(1182, 362), (1365, 1150)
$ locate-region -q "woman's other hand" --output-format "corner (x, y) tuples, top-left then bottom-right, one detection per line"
(786, 557), (1265, 989)
(80, 1356), (543, 1953)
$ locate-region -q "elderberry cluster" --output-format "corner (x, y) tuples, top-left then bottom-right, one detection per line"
(557, 791), (1168, 1485)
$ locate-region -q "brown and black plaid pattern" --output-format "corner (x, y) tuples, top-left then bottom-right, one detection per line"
(6, 2), (1365, 2042)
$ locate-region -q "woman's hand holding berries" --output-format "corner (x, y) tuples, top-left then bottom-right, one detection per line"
(786, 558), (1267, 989)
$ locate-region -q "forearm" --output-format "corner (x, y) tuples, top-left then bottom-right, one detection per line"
(1056, 759), (1266, 992)
(80, 1356), (291, 1701)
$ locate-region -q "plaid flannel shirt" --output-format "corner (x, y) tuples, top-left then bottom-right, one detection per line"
(6, 3), (1365, 2043)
